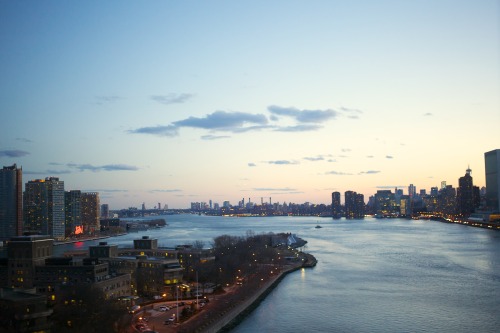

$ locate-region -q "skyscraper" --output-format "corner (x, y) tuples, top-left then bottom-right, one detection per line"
(24, 177), (65, 240)
(65, 190), (82, 236)
(81, 192), (100, 234)
(0, 164), (23, 243)
(345, 191), (363, 219)
(485, 149), (500, 212)
(331, 192), (341, 219)
(457, 167), (474, 218)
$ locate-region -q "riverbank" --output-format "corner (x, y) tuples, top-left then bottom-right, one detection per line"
(175, 252), (317, 333)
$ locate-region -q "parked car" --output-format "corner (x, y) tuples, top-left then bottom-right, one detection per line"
(158, 305), (169, 311)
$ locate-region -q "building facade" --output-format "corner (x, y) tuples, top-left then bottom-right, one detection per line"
(485, 149), (500, 212)
(0, 164), (23, 244)
(65, 190), (82, 237)
(331, 192), (341, 219)
(81, 192), (100, 234)
(24, 177), (65, 240)
(457, 167), (474, 218)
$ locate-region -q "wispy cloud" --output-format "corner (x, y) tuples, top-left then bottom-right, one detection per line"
(151, 93), (194, 105)
(268, 105), (337, 123)
(252, 187), (297, 191)
(128, 125), (179, 137)
(173, 111), (268, 130)
(150, 189), (182, 193)
(267, 160), (299, 165)
(325, 171), (353, 175)
(274, 124), (323, 132)
(248, 163), (256, 167)
(303, 156), (325, 162)
(423, 113), (433, 116)
(84, 189), (129, 193)
(201, 135), (231, 140)
(67, 163), (139, 172)
(359, 170), (381, 174)
(95, 95), (122, 104)
(339, 107), (363, 119)
(16, 138), (32, 143)
(386, 155), (394, 159)
(0, 150), (29, 158)
(24, 170), (71, 175)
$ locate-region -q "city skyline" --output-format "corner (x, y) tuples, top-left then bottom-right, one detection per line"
(1, 1), (499, 209)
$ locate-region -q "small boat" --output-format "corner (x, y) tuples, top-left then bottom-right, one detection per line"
(315, 225), (322, 229)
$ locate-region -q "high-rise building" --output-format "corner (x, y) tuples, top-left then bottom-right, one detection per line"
(485, 149), (500, 212)
(0, 164), (23, 243)
(101, 203), (109, 219)
(65, 190), (82, 236)
(81, 192), (100, 234)
(331, 192), (341, 219)
(345, 191), (363, 219)
(457, 167), (474, 218)
(24, 177), (65, 240)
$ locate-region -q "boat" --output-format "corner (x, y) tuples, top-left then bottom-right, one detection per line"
(315, 225), (322, 229)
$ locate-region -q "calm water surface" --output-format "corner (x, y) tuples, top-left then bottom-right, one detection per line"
(57, 215), (500, 332)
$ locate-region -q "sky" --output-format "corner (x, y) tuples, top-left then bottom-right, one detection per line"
(1, 1), (499, 209)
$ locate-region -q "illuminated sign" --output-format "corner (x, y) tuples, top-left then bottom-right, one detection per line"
(74, 225), (84, 235)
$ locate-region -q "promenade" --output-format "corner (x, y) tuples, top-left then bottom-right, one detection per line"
(134, 252), (317, 333)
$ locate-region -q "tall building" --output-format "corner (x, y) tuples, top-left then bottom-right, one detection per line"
(24, 178), (65, 240)
(101, 203), (109, 219)
(485, 149), (500, 212)
(457, 167), (474, 218)
(0, 164), (23, 244)
(81, 192), (100, 234)
(345, 191), (363, 219)
(331, 192), (341, 219)
(65, 190), (82, 236)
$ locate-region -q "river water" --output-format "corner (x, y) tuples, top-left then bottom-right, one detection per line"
(55, 215), (500, 333)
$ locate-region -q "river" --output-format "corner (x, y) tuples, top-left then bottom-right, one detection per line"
(55, 214), (500, 332)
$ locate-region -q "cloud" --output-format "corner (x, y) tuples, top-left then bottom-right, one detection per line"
(173, 111), (268, 131)
(128, 125), (179, 137)
(252, 187), (297, 192)
(67, 163), (139, 172)
(150, 189), (182, 193)
(0, 150), (29, 158)
(359, 170), (381, 174)
(341, 148), (351, 152)
(248, 163), (256, 167)
(267, 160), (299, 165)
(95, 95), (122, 104)
(339, 107), (363, 119)
(274, 124), (323, 132)
(201, 135), (231, 140)
(423, 113), (433, 116)
(386, 155), (394, 159)
(268, 105), (337, 123)
(84, 189), (129, 193)
(303, 156), (325, 162)
(151, 93), (194, 105)
(16, 138), (32, 143)
(366, 155), (374, 158)
(325, 171), (353, 175)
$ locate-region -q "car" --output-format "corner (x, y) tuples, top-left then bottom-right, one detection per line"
(158, 305), (169, 311)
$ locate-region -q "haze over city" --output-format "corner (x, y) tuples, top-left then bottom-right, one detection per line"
(1, 1), (499, 209)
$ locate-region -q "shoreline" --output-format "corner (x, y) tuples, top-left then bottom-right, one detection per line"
(188, 252), (317, 333)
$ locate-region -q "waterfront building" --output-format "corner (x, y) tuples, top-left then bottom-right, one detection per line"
(65, 190), (82, 237)
(457, 167), (475, 218)
(374, 190), (396, 217)
(345, 191), (364, 219)
(331, 192), (341, 219)
(24, 178), (65, 240)
(439, 185), (457, 217)
(0, 164), (23, 244)
(485, 149), (500, 212)
(81, 192), (100, 234)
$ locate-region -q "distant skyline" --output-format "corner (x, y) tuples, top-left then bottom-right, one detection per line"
(1, 1), (499, 209)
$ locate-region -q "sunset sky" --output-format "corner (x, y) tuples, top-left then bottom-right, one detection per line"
(1, 1), (499, 209)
